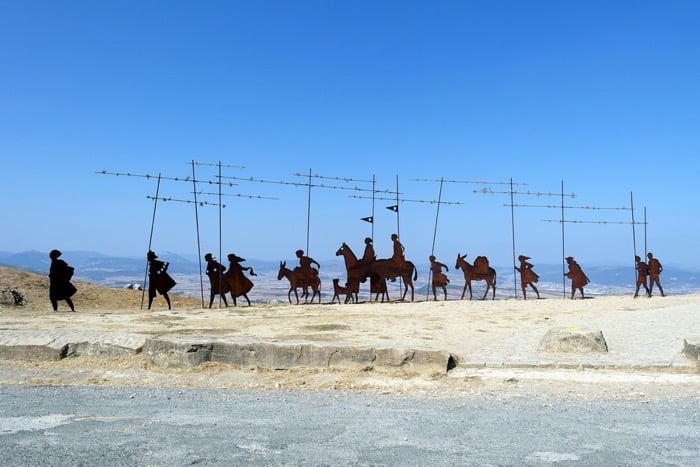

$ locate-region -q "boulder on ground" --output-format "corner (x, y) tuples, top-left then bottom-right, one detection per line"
(539, 328), (608, 353)
(683, 338), (699, 361)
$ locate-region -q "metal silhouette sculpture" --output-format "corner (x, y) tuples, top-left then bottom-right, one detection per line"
(564, 256), (589, 299)
(332, 278), (355, 304)
(277, 260), (321, 304)
(515, 255), (540, 299)
(646, 252), (665, 297)
(429, 255), (450, 301)
(205, 253), (230, 308)
(224, 253), (256, 306)
(372, 233), (417, 301)
(147, 250), (176, 310)
(48, 249), (77, 312)
(455, 253), (497, 300)
(335, 241), (388, 303)
(634, 255), (651, 298)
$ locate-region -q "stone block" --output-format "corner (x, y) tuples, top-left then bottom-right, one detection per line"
(683, 338), (699, 361)
(143, 337), (213, 369)
(539, 328), (608, 353)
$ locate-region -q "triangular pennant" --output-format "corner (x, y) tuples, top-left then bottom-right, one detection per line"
(360, 216), (374, 224)
(386, 205), (399, 212)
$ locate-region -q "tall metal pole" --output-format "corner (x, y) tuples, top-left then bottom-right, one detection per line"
(395, 175), (400, 239)
(630, 192), (637, 286)
(396, 174), (402, 295)
(644, 207), (648, 257)
(427, 177), (444, 299)
(192, 161), (205, 308)
(371, 174), (376, 241)
(218, 161), (223, 307)
(561, 180), (566, 299)
(141, 174), (162, 310)
(306, 168), (312, 254)
(510, 178), (517, 299)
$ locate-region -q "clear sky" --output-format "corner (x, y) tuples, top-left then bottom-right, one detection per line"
(2, 0), (699, 268)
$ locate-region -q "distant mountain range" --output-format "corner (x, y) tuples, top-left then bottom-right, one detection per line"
(2, 250), (699, 299)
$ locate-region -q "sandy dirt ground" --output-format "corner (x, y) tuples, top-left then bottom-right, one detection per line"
(2, 266), (700, 400)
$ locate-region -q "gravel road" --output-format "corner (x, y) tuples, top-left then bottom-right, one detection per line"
(2, 385), (699, 466)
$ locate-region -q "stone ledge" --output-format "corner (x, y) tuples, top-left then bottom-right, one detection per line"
(143, 336), (456, 374)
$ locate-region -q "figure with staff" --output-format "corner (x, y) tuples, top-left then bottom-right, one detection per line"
(647, 252), (665, 297)
(633, 255), (651, 298)
(515, 254), (540, 300)
(564, 256), (589, 299)
(147, 250), (176, 310)
(205, 253), (229, 307)
(429, 255), (450, 301)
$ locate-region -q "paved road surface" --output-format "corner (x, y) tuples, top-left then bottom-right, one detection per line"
(2, 385), (699, 466)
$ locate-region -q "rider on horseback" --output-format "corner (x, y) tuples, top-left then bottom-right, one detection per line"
(361, 237), (376, 264)
(295, 249), (320, 283)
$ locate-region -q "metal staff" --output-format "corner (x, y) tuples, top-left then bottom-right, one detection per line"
(191, 161), (205, 308)
(141, 174), (161, 310)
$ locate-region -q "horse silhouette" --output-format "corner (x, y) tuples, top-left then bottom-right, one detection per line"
(335, 242), (390, 302)
(455, 253), (497, 300)
(277, 261), (321, 304)
(371, 257), (417, 302)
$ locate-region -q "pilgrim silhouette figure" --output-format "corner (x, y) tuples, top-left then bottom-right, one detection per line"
(224, 253), (256, 306)
(147, 250), (176, 310)
(634, 255), (651, 298)
(647, 252), (665, 297)
(515, 254), (540, 300)
(205, 253), (229, 308)
(48, 249), (77, 312)
(564, 256), (589, 299)
(361, 237), (376, 264)
(294, 249), (320, 282)
(429, 255), (450, 301)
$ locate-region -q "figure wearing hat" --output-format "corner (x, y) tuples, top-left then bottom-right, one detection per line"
(634, 255), (651, 298)
(205, 253), (230, 308)
(48, 249), (77, 312)
(224, 253), (257, 306)
(147, 250), (176, 310)
(515, 254), (540, 300)
(564, 256), (589, 299)
(646, 252), (665, 297)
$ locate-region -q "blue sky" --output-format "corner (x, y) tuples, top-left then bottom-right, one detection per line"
(1, 0), (699, 268)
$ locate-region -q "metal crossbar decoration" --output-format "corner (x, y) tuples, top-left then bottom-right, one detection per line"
(408, 177), (472, 299)
(96, 162), (272, 308)
(498, 181), (647, 298)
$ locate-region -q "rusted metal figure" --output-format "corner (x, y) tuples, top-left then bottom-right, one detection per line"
(429, 255), (450, 301)
(335, 242), (388, 303)
(224, 253), (256, 306)
(515, 255), (540, 299)
(634, 255), (651, 298)
(48, 249), (76, 312)
(455, 253), (497, 300)
(564, 256), (589, 299)
(205, 253), (229, 308)
(147, 250), (176, 309)
(332, 278), (355, 304)
(646, 252), (665, 297)
(379, 233), (417, 301)
(277, 260), (321, 304)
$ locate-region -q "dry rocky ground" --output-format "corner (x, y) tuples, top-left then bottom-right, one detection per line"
(2, 265), (699, 400)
